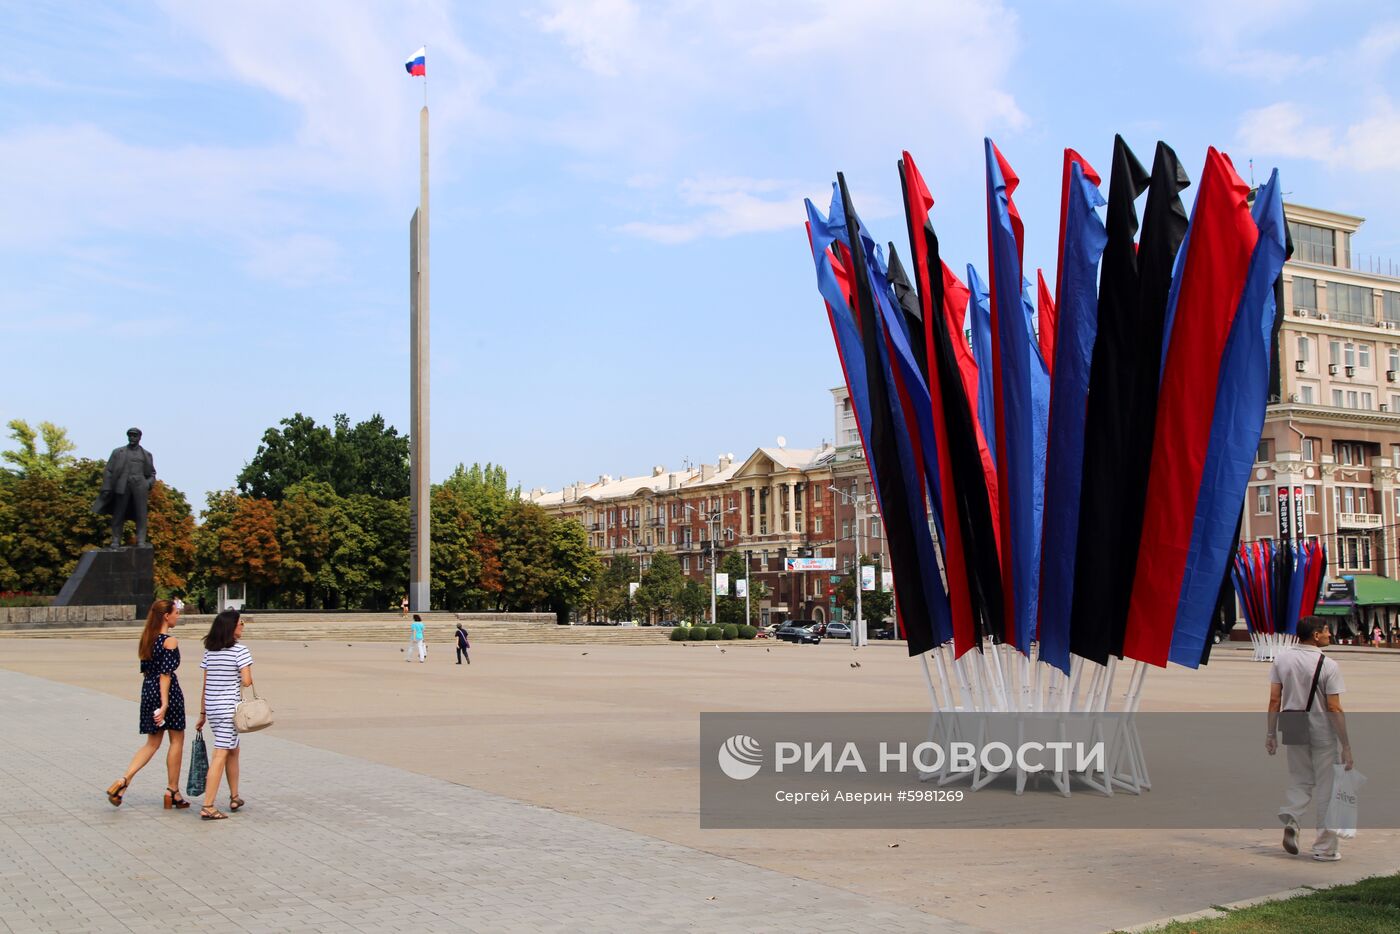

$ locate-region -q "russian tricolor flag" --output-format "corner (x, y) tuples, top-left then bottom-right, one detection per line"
(405, 47), (425, 76)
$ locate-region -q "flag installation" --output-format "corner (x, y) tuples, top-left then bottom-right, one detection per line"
(804, 136), (1312, 716)
(1232, 539), (1327, 661)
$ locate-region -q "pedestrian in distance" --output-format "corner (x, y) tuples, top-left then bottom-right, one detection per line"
(408, 613), (426, 663)
(196, 609), (254, 821)
(400, 594), (410, 617)
(455, 623), (471, 665)
(1266, 615), (1354, 861)
(105, 598), (190, 810)
(1372, 624), (1384, 648)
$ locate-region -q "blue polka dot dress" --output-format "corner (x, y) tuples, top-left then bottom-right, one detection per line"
(139, 632), (185, 733)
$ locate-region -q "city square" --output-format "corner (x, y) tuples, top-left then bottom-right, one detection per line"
(2, 630), (1398, 932)
(5, 2), (1400, 932)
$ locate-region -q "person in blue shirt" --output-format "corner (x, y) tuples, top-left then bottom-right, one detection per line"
(407, 613), (426, 663)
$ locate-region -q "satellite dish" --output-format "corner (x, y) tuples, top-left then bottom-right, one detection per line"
(776, 436), (787, 448)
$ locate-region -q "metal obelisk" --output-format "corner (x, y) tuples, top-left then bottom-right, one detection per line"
(408, 104), (431, 611)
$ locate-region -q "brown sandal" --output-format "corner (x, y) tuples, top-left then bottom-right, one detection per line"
(106, 778), (129, 807)
(200, 805), (228, 821)
(229, 795), (245, 812)
(165, 787), (191, 810)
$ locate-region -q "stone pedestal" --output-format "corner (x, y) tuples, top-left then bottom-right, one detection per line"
(55, 546), (155, 619)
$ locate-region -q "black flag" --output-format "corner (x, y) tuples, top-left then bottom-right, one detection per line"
(1070, 135), (1151, 664)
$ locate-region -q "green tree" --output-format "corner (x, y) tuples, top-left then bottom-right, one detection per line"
(588, 554), (636, 622)
(835, 554), (893, 627)
(2, 419), (77, 478)
(276, 481), (338, 608)
(497, 500), (554, 611)
(546, 517), (599, 623)
(636, 551), (684, 621)
(678, 578), (708, 624)
(236, 412), (408, 500)
(0, 458), (105, 593)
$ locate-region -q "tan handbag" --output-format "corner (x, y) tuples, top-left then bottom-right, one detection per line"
(234, 685), (274, 733)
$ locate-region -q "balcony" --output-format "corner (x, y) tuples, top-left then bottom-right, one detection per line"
(649, 517), (665, 527)
(1338, 512), (1383, 530)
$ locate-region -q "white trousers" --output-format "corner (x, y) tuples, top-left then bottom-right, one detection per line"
(406, 638), (426, 662)
(1279, 739), (1340, 856)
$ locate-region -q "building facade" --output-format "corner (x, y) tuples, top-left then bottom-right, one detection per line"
(1248, 202), (1400, 637)
(528, 392), (886, 626)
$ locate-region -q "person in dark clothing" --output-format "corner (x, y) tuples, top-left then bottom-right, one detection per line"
(455, 624), (471, 665)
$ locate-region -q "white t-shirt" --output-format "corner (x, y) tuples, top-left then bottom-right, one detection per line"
(201, 644), (253, 718)
(1270, 645), (1344, 739)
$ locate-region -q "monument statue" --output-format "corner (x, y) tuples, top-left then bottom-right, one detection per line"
(92, 427), (156, 548)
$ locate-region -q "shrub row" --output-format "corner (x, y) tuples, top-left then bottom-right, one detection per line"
(670, 623), (760, 642)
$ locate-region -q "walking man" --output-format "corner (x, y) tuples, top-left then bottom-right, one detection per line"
(1266, 616), (1354, 861)
(455, 624), (470, 665)
(406, 613), (426, 663)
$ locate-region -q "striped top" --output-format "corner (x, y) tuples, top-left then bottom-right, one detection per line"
(201, 644), (253, 717)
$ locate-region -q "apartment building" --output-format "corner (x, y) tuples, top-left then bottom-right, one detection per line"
(1249, 202), (1400, 635)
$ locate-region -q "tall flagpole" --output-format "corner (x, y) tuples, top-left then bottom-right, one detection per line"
(409, 94), (431, 612)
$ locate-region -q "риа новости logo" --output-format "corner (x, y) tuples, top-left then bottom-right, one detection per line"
(718, 734), (763, 780)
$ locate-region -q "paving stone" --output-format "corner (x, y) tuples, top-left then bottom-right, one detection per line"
(0, 668), (976, 933)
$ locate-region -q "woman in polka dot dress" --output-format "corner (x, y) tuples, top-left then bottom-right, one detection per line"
(105, 598), (190, 810)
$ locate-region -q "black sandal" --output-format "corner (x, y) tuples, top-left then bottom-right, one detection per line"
(106, 778), (129, 807)
(165, 787), (191, 810)
(200, 805), (228, 821)
(229, 795), (245, 812)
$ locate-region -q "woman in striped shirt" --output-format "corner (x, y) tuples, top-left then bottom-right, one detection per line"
(196, 609), (254, 821)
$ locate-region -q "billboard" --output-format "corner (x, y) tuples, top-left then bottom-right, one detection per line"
(785, 557), (836, 571)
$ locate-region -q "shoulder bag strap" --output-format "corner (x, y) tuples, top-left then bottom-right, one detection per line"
(1303, 654), (1325, 711)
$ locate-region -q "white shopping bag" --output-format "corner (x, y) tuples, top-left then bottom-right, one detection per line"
(1324, 767), (1366, 839)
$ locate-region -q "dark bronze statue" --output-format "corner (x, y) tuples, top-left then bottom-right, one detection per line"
(92, 427), (156, 548)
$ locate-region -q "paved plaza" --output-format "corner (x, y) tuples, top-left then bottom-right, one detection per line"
(0, 666), (964, 934)
(1, 636), (1397, 933)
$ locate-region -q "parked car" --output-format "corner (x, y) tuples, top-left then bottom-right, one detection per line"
(825, 622), (852, 639)
(774, 622), (822, 645)
(872, 626), (897, 640)
(656, 619), (681, 628)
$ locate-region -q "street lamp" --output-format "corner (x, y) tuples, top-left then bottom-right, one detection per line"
(829, 483), (876, 647)
(684, 503), (739, 625)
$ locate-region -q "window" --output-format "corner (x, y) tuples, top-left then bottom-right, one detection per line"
(1343, 488), (1355, 514)
(1329, 340), (1341, 366)
(1344, 343), (1356, 367)
(682, 556), (690, 572)
(1385, 292), (1400, 324)
(1289, 223), (1335, 265)
(1329, 282), (1373, 325)
(1302, 438), (1316, 461)
(814, 517), (823, 533)
(1358, 488), (1371, 514)
(1300, 385), (1315, 404)
(870, 518), (881, 539)
(1347, 390), (1359, 409)
(1333, 389), (1344, 407)
(1391, 349), (1400, 373)
(813, 486), (822, 503)
(1362, 391), (1374, 410)
(842, 521), (851, 539)
(1293, 276), (1319, 310)
(1256, 486), (1270, 514)
(1360, 344), (1372, 369)
(1256, 439), (1272, 461)
(1297, 335), (1310, 362)
(1304, 485), (1317, 514)
(1393, 443), (1400, 465)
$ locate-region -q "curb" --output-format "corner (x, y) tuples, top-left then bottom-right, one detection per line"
(1111, 884), (1318, 933)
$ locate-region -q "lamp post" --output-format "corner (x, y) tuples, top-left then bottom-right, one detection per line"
(829, 483), (875, 647)
(685, 503), (738, 625)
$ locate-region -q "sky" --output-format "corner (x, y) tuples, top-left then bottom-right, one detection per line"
(3, 0), (1400, 507)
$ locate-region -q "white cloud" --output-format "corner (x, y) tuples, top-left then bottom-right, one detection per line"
(535, 0), (641, 77)
(243, 234), (345, 287)
(1238, 101), (1400, 172)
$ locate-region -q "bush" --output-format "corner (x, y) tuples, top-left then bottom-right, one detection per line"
(737, 624), (757, 640)
(0, 592), (51, 608)
(706, 625), (723, 640)
(688, 627), (708, 641)
(721, 624), (738, 640)
(669, 627), (689, 641)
